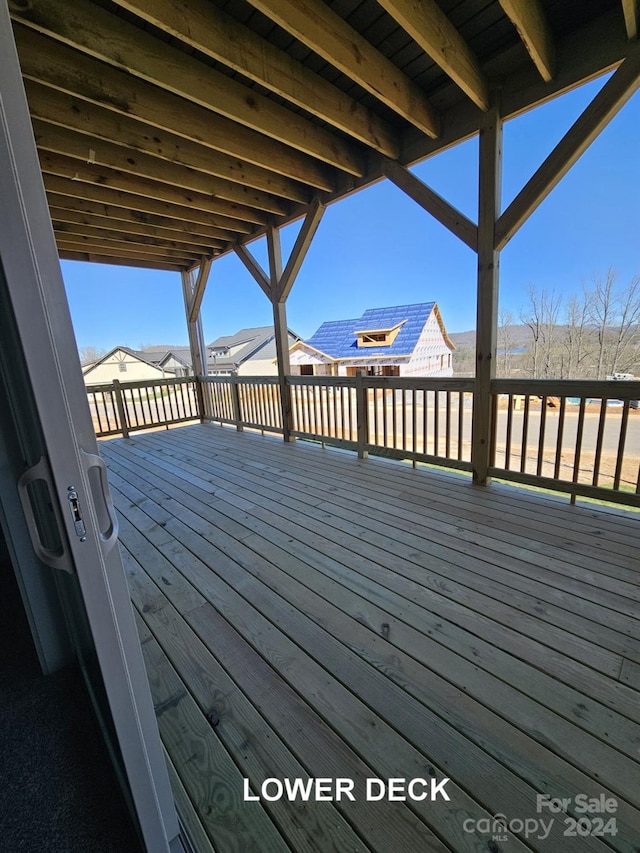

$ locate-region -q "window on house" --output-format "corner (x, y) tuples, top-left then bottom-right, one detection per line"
(367, 365), (400, 376)
(355, 321), (405, 348)
(300, 365), (314, 375)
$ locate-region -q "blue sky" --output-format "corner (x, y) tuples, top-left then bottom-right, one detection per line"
(62, 74), (639, 350)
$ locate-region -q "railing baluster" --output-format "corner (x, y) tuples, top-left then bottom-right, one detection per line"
(554, 396), (566, 479)
(412, 389), (417, 459)
(312, 385), (318, 434)
(95, 391), (105, 434)
(536, 396), (547, 477)
(593, 399), (608, 486)
(267, 382), (276, 429)
(505, 395), (513, 469)
(489, 392), (497, 468)
(572, 397), (586, 487)
(258, 383), (265, 427)
(161, 382), (170, 424)
(319, 384), (324, 436)
(434, 390), (439, 457)
(149, 384), (158, 423)
(457, 391), (464, 461)
(445, 390), (452, 459)
(179, 381), (188, 419)
(262, 382), (268, 428)
(613, 400), (631, 491)
(423, 389), (428, 455)
(520, 395), (530, 473)
(392, 387), (397, 450)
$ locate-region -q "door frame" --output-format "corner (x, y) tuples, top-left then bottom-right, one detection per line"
(0, 5), (182, 850)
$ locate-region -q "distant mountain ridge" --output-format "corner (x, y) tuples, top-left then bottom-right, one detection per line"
(449, 325), (533, 348)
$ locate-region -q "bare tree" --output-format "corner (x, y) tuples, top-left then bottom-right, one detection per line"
(609, 274), (640, 376)
(521, 285), (562, 378)
(588, 268), (617, 379)
(562, 288), (592, 378)
(521, 285), (542, 378)
(78, 345), (106, 365)
(497, 309), (516, 377)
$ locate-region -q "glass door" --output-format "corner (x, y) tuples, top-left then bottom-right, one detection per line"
(0, 5), (182, 850)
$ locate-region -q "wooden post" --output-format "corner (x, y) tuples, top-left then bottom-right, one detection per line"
(230, 371), (243, 431)
(355, 369), (369, 459)
(112, 379), (129, 439)
(236, 203), (324, 443)
(272, 299), (294, 441)
(472, 100), (502, 486)
(266, 223), (293, 441)
(181, 265), (210, 423)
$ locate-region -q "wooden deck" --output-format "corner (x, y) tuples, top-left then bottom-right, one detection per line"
(101, 424), (640, 853)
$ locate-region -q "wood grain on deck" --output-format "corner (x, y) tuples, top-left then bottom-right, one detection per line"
(101, 424), (640, 853)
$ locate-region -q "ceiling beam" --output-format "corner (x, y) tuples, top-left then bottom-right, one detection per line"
(55, 238), (201, 263)
(43, 176), (254, 235)
(14, 25), (335, 193)
(391, 8), (631, 190)
(39, 151), (267, 226)
(46, 196), (236, 244)
(12, 0), (365, 176)
(48, 202), (229, 247)
(376, 0), (490, 110)
(32, 119), (287, 216)
(25, 81), (310, 205)
(111, 0), (400, 159)
(381, 158), (478, 252)
(621, 0), (638, 39)
(233, 245), (272, 300)
(247, 0), (440, 138)
(58, 251), (184, 271)
(278, 199), (325, 302)
(496, 40), (640, 250)
(498, 0), (555, 82)
(51, 219), (220, 254)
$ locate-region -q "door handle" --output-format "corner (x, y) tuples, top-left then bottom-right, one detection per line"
(17, 456), (72, 572)
(81, 450), (119, 553)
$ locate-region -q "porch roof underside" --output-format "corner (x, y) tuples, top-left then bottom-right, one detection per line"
(10, 0), (636, 273)
(101, 422), (640, 853)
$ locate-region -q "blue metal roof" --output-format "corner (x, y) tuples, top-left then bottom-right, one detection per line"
(305, 303), (436, 359)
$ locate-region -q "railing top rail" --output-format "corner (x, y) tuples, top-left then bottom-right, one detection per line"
(287, 375), (356, 388)
(491, 378), (640, 399)
(287, 375), (475, 390)
(199, 375), (281, 385)
(363, 376), (475, 391)
(86, 376), (195, 392)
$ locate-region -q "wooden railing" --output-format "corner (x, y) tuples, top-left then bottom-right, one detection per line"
(87, 373), (640, 507)
(87, 377), (199, 438)
(289, 375), (474, 470)
(491, 379), (640, 507)
(200, 376), (283, 433)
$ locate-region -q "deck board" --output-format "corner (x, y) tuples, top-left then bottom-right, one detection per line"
(101, 424), (640, 853)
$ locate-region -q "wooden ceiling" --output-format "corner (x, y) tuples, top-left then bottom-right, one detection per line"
(9, 0), (636, 272)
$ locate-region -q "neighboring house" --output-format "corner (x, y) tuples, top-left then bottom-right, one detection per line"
(208, 326), (300, 376)
(289, 303), (455, 377)
(82, 346), (167, 385)
(139, 346), (193, 377)
(82, 345), (195, 384)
